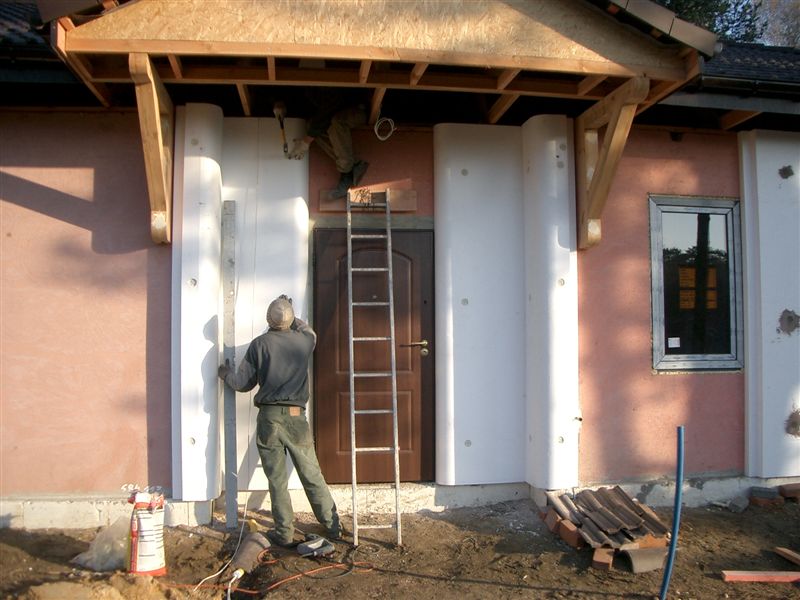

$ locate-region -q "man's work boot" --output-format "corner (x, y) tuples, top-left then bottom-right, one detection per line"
(328, 170), (354, 200)
(352, 160), (369, 186)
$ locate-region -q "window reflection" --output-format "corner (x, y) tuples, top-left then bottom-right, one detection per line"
(661, 212), (730, 355)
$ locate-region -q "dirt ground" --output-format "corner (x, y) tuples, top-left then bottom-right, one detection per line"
(1, 499), (798, 600)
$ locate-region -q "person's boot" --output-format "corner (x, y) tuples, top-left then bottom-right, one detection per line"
(328, 170), (354, 200)
(352, 160), (369, 186)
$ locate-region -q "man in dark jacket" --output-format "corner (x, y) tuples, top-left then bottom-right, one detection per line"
(218, 295), (339, 546)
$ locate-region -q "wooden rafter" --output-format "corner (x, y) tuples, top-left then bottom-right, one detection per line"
(410, 62), (428, 86)
(167, 54), (183, 79)
(130, 52), (174, 244)
(52, 19), (112, 107)
(497, 68), (520, 90)
(575, 76), (650, 249)
(359, 60), (372, 84)
(369, 87), (386, 124)
(236, 83), (252, 116)
(719, 110), (760, 130)
(488, 93), (519, 124)
(577, 74), (607, 96)
(267, 56), (276, 81)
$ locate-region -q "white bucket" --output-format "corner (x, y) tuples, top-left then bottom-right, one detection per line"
(127, 491), (166, 576)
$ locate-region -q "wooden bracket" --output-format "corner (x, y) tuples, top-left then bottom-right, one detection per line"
(575, 76), (649, 249)
(130, 52), (174, 244)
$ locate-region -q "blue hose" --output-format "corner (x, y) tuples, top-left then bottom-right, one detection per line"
(660, 425), (685, 600)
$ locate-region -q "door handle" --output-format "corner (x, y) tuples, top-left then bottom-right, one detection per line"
(400, 340), (428, 348)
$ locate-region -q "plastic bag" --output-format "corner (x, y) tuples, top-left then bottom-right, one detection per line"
(72, 516), (130, 571)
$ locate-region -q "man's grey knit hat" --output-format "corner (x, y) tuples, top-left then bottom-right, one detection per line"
(267, 297), (294, 330)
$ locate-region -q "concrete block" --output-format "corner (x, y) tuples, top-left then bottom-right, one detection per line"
(0, 499), (24, 528)
(558, 519), (584, 548)
(23, 500), (101, 529)
(750, 486), (779, 499)
(592, 547), (615, 570)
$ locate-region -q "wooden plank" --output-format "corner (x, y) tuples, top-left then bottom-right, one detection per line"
(578, 76), (650, 130)
(129, 52), (174, 244)
(721, 571), (800, 583)
(497, 68), (520, 90)
(167, 54), (183, 79)
(410, 62), (428, 86)
(487, 93), (519, 124)
(774, 547), (800, 567)
(577, 74), (607, 96)
(236, 83), (252, 116)
(64, 37), (686, 81)
(319, 188), (417, 212)
(52, 20), (112, 107)
(719, 110), (760, 130)
(359, 59), (372, 84)
(222, 201), (238, 529)
(369, 87), (386, 125)
(575, 77), (648, 249)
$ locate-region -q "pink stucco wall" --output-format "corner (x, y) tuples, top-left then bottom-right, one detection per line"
(308, 128), (434, 216)
(578, 128), (744, 483)
(0, 111), (172, 496)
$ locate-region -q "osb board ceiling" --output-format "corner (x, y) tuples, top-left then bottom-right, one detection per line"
(66, 0), (687, 79)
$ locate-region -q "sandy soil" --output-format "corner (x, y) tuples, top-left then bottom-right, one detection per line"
(1, 499), (798, 599)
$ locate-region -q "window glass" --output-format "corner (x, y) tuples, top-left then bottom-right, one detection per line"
(650, 196), (742, 370)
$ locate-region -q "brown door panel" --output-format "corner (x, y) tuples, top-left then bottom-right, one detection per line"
(314, 228), (434, 483)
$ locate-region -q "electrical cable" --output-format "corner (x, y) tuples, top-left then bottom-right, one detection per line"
(192, 491), (251, 593)
(374, 116), (396, 141)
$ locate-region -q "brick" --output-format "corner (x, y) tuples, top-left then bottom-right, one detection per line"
(778, 483), (800, 500)
(749, 495), (785, 508)
(559, 519), (585, 548)
(636, 534), (669, 548)
(592, 547), (615, 570)
(543, 507), (562, 533)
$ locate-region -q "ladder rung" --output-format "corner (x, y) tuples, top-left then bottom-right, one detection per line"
(355, 446), (394, 453)
(353, 336), (391, 342)
(354, 372), (392, 378)
(352, 301), (390, 307)
(349, 202), (388, 208)
(357, 524), (397, 530)
(354, 409), (394, 415)
(351, 234), (388, 240)
(352, 267), (388, 272)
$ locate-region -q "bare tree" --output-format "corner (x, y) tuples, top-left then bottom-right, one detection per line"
(759, 0), (800, 47)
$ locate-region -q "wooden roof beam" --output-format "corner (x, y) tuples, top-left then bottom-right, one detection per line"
(488, 93), (519, 124)
(130, 52), (174, 244)
(267, 56), (276, 81)
(575, 76), (650, 249)
(577, 74), (607, 96)
(167, 54), (183, 79)
(410, 62), (428, 86)
(52, 19), (112, 107)
(369, 87), (386, 125)
(719, 110), (760, 130)
(497, 68), (520, 90)
(359, 60), (372, 84)
(236, 83), (252, 116)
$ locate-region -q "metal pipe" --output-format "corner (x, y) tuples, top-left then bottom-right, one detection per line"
(659, 425), (685, 600)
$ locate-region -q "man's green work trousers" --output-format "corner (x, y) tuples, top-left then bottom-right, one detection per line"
(256, 405), (339, 544)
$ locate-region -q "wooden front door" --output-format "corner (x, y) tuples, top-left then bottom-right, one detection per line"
(314, 228), (434, 483)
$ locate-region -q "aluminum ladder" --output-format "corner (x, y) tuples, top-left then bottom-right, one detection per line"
(346, 189), (402, 546)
